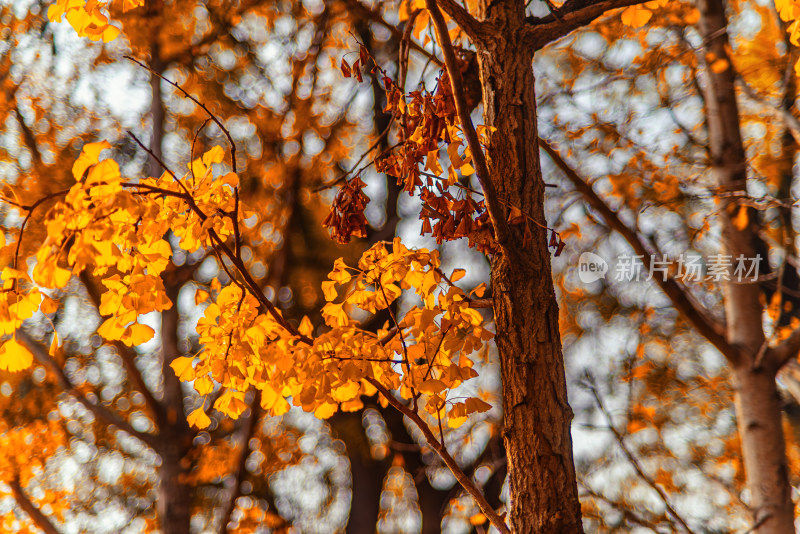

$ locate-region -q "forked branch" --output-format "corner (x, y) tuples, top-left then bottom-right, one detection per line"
(523, 0), (652, 50)
(539, 138), (737, 362)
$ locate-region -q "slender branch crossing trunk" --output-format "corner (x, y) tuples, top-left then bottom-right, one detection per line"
(698, 0), (794, 530)
(475, 1), (582, 531)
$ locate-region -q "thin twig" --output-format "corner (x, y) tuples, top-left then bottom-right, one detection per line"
(584, 375), (696, 534)
(190, 118), (212, 186)
(125, 56), (237, 174)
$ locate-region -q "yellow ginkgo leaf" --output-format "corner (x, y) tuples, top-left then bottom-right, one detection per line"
(202, 145), (225, 166)
(193, 375), (214, 396)
(450, 269), (466, 282)
(330, 382), (360, 402)
(321, 280), (338, 302)
(0, 336), (34, 373)
(448, 415), (468, 429)
(100, 24), (121, 43)
(418, 379), (447, 395)
(49, 332), (59, 357)
(170, 356), (196, 381)
(40, 296), (60, 315)
(465, 397), (493, 414)
(72, 140), (111, 180)
(621, 5), (652, 28)
(187, 407), (211, 429)
(314, 402), (338, 419)
(214, 390), (248, 419)
(121, 323), (155, 346)
(194, 289), (210, 305)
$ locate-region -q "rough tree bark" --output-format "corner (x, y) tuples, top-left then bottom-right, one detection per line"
(698, 0), (795, 531)
(473, 0), (583, 531)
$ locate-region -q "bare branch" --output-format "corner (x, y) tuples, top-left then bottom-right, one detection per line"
(436, 0), (489, 45)
(124, 56), (238, 174)
(342, 0), (443, 66)
(524, 0), (650, 50)
(17, 330), (160, 449)
(585, 376), (696, 534)
(539, 139), (738, 362)
(771, 328), (800, 370)
(10, 476), (61, 534)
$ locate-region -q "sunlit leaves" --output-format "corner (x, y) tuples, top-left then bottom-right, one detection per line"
(214, 390), (248, 419)
(6, 128), (496, 437)
(0, 337), (33, 373)
(187, 407), (212, 430)
(620, 0), (669, 28)
(621, 5), (653, 28)
(72, 140), (111, 180)
(47, 1), (143, 42)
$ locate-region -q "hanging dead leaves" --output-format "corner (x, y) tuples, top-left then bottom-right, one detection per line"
(336, 46), (566, 257)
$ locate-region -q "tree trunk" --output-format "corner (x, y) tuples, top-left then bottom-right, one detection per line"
(697, 0), (795, 531)
(150, 30), (194, 532)
(475, 1), (583, 531)
(157, 282), (195, 534)
(732, 364), (794, 532)
(156, 428), (194, 534)
(331, 410), (388, 534)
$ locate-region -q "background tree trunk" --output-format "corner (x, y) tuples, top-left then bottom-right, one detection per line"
(698, 0), (795, 530)
(156, 282), (195, 534)
(150, 27), (195, 533)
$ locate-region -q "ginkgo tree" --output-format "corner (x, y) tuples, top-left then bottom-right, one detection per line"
(0, 1), (395, 533)
(16, 0), (800, 533)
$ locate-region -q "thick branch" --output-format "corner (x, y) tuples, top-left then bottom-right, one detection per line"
(523, 0), (650, 50)
(425, 0), (509, 245)
(539, 139), (737, 361)
(772, 327), (800, 370)
(435, 0), (490, 44)
(13, 107), (45, 173)
(10, 476), (61, 534)
(365, 377), (510, 534)
(17, 330), (159, 449)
